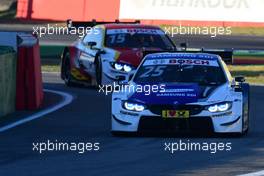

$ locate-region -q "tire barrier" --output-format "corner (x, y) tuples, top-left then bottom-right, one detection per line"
(16, 33), (44, 110)
(0, 46), (17, 117)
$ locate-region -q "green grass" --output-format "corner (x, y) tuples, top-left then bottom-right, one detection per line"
(41, 64), (264, 85)
(40, 45), (65, 58)
(228, 65), (264, 84)
(231, 27), (264, 36)
(41, 65), (60, 72)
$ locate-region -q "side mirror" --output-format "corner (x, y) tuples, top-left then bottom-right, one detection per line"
(232, 76), (245, 92)
(180, 42), (188, 51)
(87, 41), (97, 49)
(235, 76), (245, 83)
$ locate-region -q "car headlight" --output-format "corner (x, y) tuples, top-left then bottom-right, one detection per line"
(123, 101), (145, 112)
(111, 62), (133, 72)
(123, 65), (132, 72)
(207, 102), (232, 113)
(114, 63), (123, 71)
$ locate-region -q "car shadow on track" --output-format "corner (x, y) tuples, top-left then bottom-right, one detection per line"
(111, 131), (247, 139)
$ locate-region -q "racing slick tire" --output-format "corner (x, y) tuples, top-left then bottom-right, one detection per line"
(95, 56), (102, 87)
(62, 50), (74, 87)
(241, 83), (250, 136)
(229, 83), (250, 137)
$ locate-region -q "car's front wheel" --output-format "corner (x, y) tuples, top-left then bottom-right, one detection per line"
(95, 57), (102, 87)
(242, 84), (250, 135)
(242, 99), (250, 136)
(62, 52), (74, 87)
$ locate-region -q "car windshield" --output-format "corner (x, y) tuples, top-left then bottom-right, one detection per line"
(105, 28), (174, 50)
(133, 58), (227, 86)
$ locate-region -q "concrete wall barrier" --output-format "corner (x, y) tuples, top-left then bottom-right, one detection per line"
(0, 46), (17, 117)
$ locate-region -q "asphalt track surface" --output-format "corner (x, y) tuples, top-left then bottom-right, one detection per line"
(0, 73), (264, 176)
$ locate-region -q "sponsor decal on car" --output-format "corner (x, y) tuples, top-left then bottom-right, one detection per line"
(107, 28), (165, 35)
(129, 84), (199, 105)
(143, 58), (219, 67)
(162, 110), (190, 118)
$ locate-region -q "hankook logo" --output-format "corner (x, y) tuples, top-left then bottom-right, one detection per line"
(152, 0), (250, 9)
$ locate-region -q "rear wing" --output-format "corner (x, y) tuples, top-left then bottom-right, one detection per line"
(66, 19), (140, 28)
(185, 48), (233, 64)
(142, 48), (233, 64)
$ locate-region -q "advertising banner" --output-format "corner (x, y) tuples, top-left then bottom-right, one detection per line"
(120, 0), (264, 23)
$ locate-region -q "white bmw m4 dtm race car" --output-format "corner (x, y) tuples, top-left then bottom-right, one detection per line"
(111, 52), (250, 135)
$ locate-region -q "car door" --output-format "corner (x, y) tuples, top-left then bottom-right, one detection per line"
(78, 27), (104, 77)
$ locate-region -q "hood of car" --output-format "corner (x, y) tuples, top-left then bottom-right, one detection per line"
(127, 83), (219, 105)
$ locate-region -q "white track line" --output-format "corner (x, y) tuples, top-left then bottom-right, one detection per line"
(237, 170), (264, 176)
(0, 89), (73, 132)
